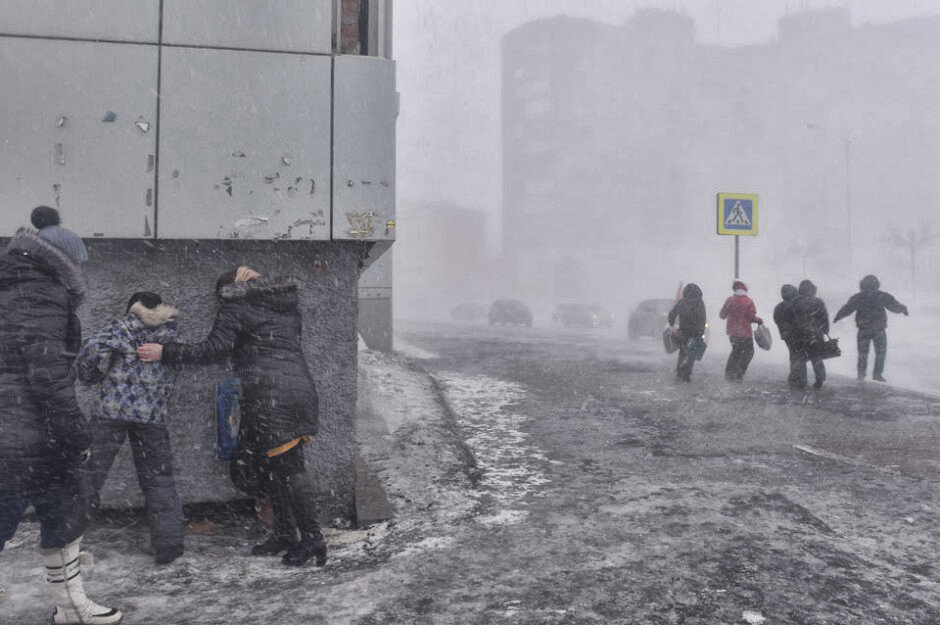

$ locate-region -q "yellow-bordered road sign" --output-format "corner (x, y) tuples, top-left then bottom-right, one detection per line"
(717, 192), (758, 236)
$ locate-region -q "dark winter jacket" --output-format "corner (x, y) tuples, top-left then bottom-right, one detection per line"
(719, 293), (759, 338)
(0, 230), (90, 493)
(667, 283), (706, 339)
(833, 275), (908, 333)
(790, 280), (829, 345)
(773, 284), (799, 342)
(77, 303), (180, 425)
(161, 276), (318, 453)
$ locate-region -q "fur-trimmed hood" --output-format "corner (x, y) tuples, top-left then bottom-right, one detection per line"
(5, 228), (86, 300)
(129, 302), (180, 328)
(217, 275), (301, 313)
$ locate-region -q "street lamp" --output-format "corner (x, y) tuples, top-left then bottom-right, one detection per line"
(806, 122), (853, 273)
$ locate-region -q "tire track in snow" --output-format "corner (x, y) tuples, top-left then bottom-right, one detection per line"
(432, 372), (550, 526)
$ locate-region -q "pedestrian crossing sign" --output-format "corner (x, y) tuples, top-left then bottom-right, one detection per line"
(717, 192), (758, 236)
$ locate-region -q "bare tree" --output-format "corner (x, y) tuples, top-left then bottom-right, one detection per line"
(884, 223), (940, 290)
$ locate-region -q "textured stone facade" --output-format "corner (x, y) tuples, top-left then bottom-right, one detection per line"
(78, 239), (369, 522)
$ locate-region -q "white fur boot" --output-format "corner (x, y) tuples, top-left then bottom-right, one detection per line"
(41, 537), (122, 625)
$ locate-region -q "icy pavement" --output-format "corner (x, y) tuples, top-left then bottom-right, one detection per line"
(4, 329), (940, 624)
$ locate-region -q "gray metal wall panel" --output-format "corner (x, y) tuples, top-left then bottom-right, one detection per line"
(157, 48), (332, 239)
(162, 0), (332, 54)
(0, 1), (159, 42)
(333, 56), (397, 241)
(0, 38), (158, 237)
(359, 245), (392, 288)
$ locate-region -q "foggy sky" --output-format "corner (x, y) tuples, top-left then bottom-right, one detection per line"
(394, 0), (940, 237)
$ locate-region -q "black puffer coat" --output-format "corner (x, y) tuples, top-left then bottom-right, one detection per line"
(790, 280), (830, 346)
(162, 276), (318, 453)
(667, 283), (707, 339)
(833, 275), (908, 332)
(0, 230), (90, 493)
(773, 284), (799, 342)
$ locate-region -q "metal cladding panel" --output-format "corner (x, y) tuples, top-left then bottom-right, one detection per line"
(162, 0), (332, 54)
(157, 48), (331, 239)
(0, 1), (159, 42)
(0, 38), (158, 238)
(358, 245), (392, 290)
(333, 56), (397, 241)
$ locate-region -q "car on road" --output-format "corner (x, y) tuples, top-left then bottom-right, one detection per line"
(489, 299), (533, 327)
(552, 303), (615, 328)
(627, 298), (675, 339)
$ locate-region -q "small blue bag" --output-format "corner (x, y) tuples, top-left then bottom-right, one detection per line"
(215, 377), (241, 461)
(685, 336), (707, 361)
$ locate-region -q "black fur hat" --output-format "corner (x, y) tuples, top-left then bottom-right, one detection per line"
(127, 291), (163, 313)
(30, 206), (61, 229)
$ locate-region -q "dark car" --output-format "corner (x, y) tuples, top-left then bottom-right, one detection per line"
(489, 299), (533, 327)
(450, 302), (487, 322)
(627, 298), (675, 339)
(552, 303), (615, 328)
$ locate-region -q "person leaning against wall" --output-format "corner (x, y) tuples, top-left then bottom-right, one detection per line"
(137, 265), (327, 567)
(0, 207), (123, 625)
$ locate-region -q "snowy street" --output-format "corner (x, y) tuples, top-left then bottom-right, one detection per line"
(5, 320), (940, 624)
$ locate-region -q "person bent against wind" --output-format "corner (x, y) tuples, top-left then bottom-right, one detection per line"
(833, 274), (908, 383)
(719, 280), (763, 382)
(0, 207), (122, 624)
(667, 283), (706, 383)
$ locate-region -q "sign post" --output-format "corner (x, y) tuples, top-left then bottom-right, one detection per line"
(716, 192), (758, 279)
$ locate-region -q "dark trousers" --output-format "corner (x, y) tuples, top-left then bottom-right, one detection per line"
(87, 419), (183, 552)
(0, 462), (88, 550)
(725, 337), (754, 381)
(790, 346), (826, 389)
(235, 444), (322, 542)
(676, 337), (695, 381)
(857, 329), (888, 378)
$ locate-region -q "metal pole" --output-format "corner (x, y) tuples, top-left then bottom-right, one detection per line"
(734, 235), (740, 279)
(844, 137), (853, 273)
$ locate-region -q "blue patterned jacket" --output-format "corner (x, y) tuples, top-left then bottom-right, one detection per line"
(77, 302), (180, 425)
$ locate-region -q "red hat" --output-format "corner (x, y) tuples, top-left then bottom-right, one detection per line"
(732, 280), (748, 292)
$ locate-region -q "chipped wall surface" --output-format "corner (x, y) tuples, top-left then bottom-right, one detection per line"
(157, 48), (332, 240)
(0, 7), (396, 243)
(77, 239), (366, 521)
(0, 37), (158, 238)
(333, 56), (397, 241)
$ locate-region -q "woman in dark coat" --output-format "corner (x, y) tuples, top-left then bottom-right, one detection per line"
(0, 207), (122, 625)
(138, 266), (325, 567)
(667, 283), (707, 382)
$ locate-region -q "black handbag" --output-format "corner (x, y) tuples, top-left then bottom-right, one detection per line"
(809, 334), (841, 360)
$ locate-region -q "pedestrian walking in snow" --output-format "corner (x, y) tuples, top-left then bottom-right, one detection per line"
(137, 266), (326, 567)
(790, 279), (831, 390)
(718, 280), (763, 382)
(833, 274), (908, 382)
(76, 291), (185, 565)
(0, 207), (122, 624)
(773, 284), (802, 388)
(667, 283), (707, 382)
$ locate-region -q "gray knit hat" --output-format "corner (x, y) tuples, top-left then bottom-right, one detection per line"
(37, 225), (88, 264)
(30, 206), (88, 265)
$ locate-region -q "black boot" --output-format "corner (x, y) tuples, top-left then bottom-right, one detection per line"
(282, 533), (327, 567)
(252, 482), (298, 557)
(282, 474), (327, 567)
